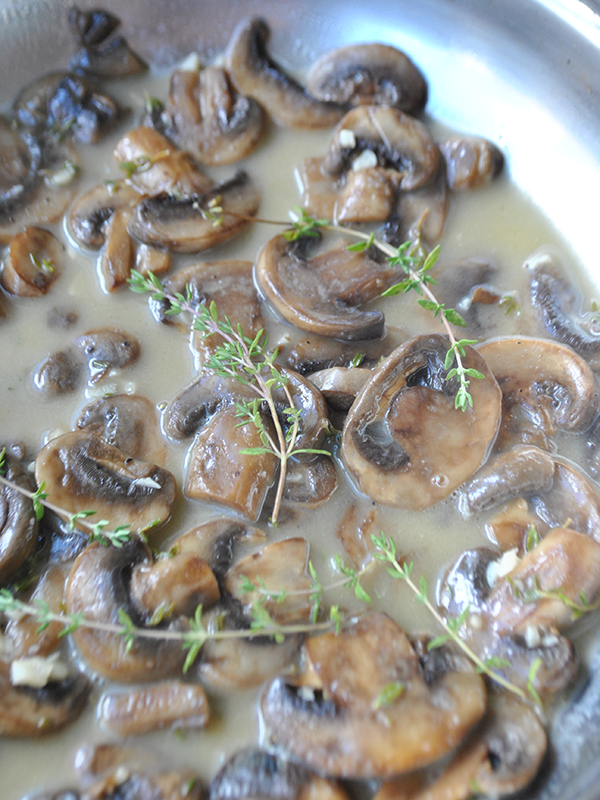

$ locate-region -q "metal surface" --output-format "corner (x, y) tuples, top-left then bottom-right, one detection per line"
(2, 1), (600, 798)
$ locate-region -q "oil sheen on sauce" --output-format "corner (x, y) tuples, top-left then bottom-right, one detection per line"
(0, 68), (596, 799)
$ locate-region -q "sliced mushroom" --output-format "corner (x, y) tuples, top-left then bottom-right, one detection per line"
(1, 132), (80, 244)
(66, 540), (187, 681)
(485, 497), (547, 552)
(375, 694), (546, 800)
(3, 563), (70, 659)
(210, 748), (350, 800)
(305, 43), (427, 113)
(256, 234), (400, 341)
(134, 242), (171, 277)
(1, 226), (63, 297)
(342, 334), (502, 510)
(322, 106), (439, 191)
(127, 170), (260, 253)
(487, 526), (600, 635)
(309, 366), (373, 411)
(336, 505), (381, 570)
(130, 550), (219, 618)
(113, 126), (212, 196)
(32, 348), (84, 398)
(97, 206), (134, 291)
(98, 680), (209, 736)
(225, 18), (344, 129)
(528, 251), (600, 369)
(477, 336), (598, 451)
(13, 71), (123, 144)
(438, 135), (504, 190)
(464, 444), (556, 513)
(0, 447), (38, 585)
(0, 668), (90, 738)
(226, 538), (312, 625)
(73, 327), (140, 383)
(75, 394), (166, 465)
(149, 260), (264, 368)
(260, 613), (486, 779)
(167, 66), (265, 165)
(68, 181), (140, 251)
(284, 329), (406, 375)
(282, 455), (338, 508)
(530, 457), (600, 541)
(390, 156), (448, 246)
(68, 7), (147, 80)
(184, 405), (278, 520)
(174, 517), (266, 582)
(200, 611), (302, 691)
(35, 431), (176, 533)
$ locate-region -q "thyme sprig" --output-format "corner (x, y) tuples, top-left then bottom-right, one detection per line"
(0, 450), (135, 548)
(128, 272), (330, 524)
(0, 590), (338, 674)
(509, 574), (600, 621)
(370, 532), (532, 702)
(283, 209), (483, 411)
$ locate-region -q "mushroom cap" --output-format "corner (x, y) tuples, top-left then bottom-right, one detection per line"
(260, 613), (487, 779)
(1, 226), (63, 297)
(68, 180), (139, 250)
(127, 170), (260, 254)
(167, 66), (265, 165)
(305, 43), (428, 113)
(256, 234), (400, 341)
(438, 135), (504, 191)
(66, 541), (187, 681)
(342, 334), (502, 510)
(225, 17), (344, 129)
(477, 336), (598, 451)
(0, 449), (39, 585)
(35, 431), (176, 533)
(322, 105), (439, 191)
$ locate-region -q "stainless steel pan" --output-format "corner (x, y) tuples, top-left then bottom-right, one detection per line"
(2, 1), (600, 798)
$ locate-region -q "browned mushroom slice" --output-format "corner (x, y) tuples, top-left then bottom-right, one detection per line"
(225, 18), (344, 129)
(68, 181), (140, 251)
(130, 551), (219, 618)
(485, 498), (546, 551)
(174, 518), (266, 581)
(309, 366), (373, 411)
(391, 157), (448, 246)
(0, 447), (38, 585)
(438, 135), (504, 190)
(167, 66), (265, 165)
(73, 327), (140, 383)
(98, 681), (209, 736)
(285, 329), (406, 375)
(337, 505), (381, 569)
(163, 372), (256, 441)
(530, 457), (600, 541)
(113, 126), (212, 196)
(1, 226), (63, 296)
(75, 394), (166, 465)
(68, 7), (147, 80)
(98, 207), (134, 291)
(200, 616), (302, 691)
(226, 538), (312, 625)
(210, 748), (350, 800)
(35, 431), (176, 533)
(185, 406), (278, 520)
(127, 170), (260, 254)
(0, 133), (80, 244)
(322, 106), (439, 191)
(134, 241), (171, 277)
(342, 334), (501, 510)
(305, 43), (428, 114)
(32, 348), (85, 398)
(149, 260), (263, 367)
(12, 71), (123, 144)
(465, 444), (555, 513)
(283, 455), (338, 508)
(477, 336), (598, 451)
(256, 234), (399, 341)
(66, 541), (186, 681)
(261, 613), (486, 779)
(376, 694), (546, 800)
(528, 252), (600, 369)
(487, 527), (600, 635)
(0, 668), (90, 738)
(3, 564), (70, 658)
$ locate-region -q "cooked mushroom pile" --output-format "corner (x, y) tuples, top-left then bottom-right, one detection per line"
(2, 9), (600, 800)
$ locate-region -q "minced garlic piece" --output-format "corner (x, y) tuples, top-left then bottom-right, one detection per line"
(10, 653), (69, 688)
(486, 547), (520, 588)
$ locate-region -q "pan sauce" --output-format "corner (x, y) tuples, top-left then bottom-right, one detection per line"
(0, 60), (598, 799)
